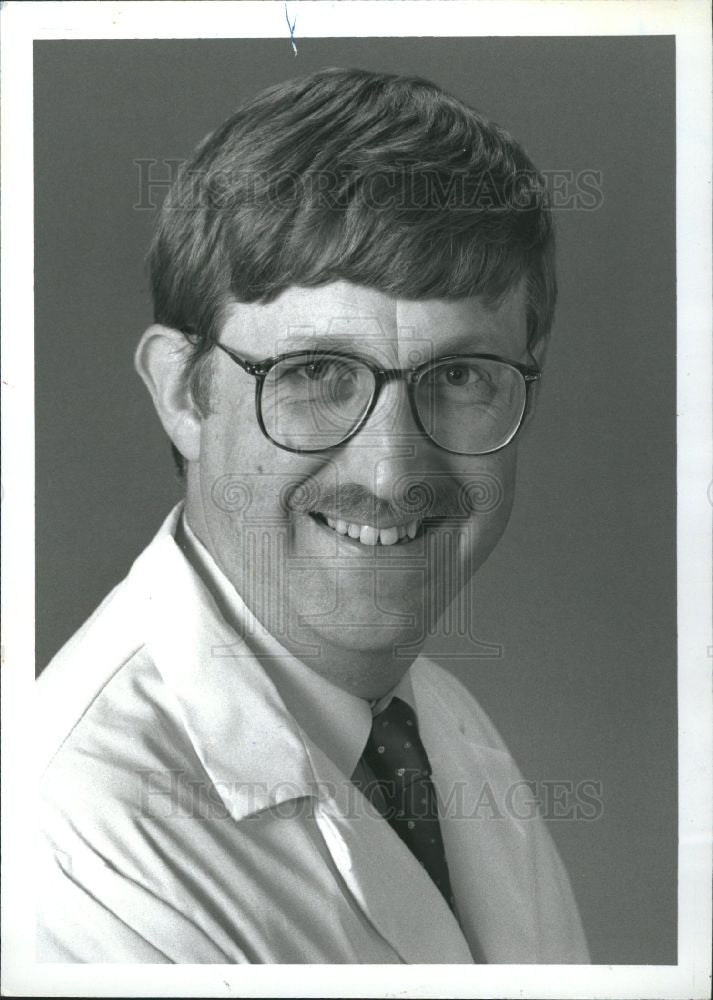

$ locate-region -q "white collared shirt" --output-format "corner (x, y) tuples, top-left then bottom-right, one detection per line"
(37, 504), (590, 964)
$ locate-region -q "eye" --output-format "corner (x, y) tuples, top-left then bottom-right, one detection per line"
(444, 366), (471, 386)
(275, 359), (329, 383)
(304, 360), (326, 380)
(429, 361), (497, 403)
(439, 364), (491, 388)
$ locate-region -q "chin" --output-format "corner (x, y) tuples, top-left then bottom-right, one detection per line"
(315, 623), (425, 655)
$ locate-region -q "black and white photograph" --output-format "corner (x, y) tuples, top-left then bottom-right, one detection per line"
(1, 2), (711, 997)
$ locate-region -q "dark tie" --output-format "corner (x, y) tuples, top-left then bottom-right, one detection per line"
(351, 696), (456, 912)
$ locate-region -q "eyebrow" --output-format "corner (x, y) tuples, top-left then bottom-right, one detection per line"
(278, 333), (371, 350)
(277, 331), (496, 355)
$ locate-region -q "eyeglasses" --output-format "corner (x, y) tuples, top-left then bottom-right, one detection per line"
(215, 344), (541, 456)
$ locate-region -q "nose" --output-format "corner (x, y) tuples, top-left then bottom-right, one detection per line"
(345, 375), (431, 512)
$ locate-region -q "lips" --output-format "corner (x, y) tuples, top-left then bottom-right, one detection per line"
(309, 512), (421, 546)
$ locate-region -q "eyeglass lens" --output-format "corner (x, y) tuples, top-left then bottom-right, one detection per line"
(260, 353), (527, 454)
(415, 358), (526, 454)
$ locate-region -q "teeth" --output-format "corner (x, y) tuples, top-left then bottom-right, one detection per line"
(319, 515), (421, 545)
(359, 525), (379, 546)
(379, 526), (399, 546)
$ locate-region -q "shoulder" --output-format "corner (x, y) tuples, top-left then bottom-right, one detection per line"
(39, 631), (191, 842)
(37, 510), (204, 865)
(38, 619), (211, 934)
(410, 655), (516, 756)
(37, 504), (185, 775)
(38, 576), (143, 771)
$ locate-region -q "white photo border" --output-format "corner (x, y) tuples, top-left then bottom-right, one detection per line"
(2, 2), (711, 997)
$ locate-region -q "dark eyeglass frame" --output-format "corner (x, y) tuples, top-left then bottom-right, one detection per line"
(215, 343), (541, 456)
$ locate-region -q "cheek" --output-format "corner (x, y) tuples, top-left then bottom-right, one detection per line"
(197, 402), (270, 524)
(459, 449), (518, 557)
(197, 401), (323, 529)
(201, 385), (274, 472)
(194, 404), (286, 592)
(201, 399), (245, 464)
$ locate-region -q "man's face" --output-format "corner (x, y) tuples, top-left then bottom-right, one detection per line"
(187, 280), (532, 696)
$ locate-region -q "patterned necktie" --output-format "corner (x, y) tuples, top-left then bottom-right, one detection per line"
(351, 696), (456, 912)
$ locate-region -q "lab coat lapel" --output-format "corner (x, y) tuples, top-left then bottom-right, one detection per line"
(410, 662), (541, 961)
(302, 736), (474, 964)
(410, 659), (588, 964)
(128, 522), (315, 820)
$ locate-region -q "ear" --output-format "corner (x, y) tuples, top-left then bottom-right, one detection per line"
(520, 335), (549, 429)
(134, 325), (202, 463)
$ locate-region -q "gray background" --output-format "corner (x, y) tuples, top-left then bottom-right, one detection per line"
(34, 37), (676, 964)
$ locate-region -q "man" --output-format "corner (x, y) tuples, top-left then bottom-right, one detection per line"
(37, 68), (589, 963)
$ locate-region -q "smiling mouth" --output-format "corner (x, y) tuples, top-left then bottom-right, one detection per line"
(309, 512), (422, 546)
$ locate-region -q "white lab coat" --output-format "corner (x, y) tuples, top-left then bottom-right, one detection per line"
(37, 506), (589, 964)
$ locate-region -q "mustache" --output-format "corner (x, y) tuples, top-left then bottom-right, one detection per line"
(285, 474), (504, 519)
(211, 473), (505, 518)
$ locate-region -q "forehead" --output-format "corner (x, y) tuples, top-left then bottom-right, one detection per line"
(219, 279), (528, 361)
